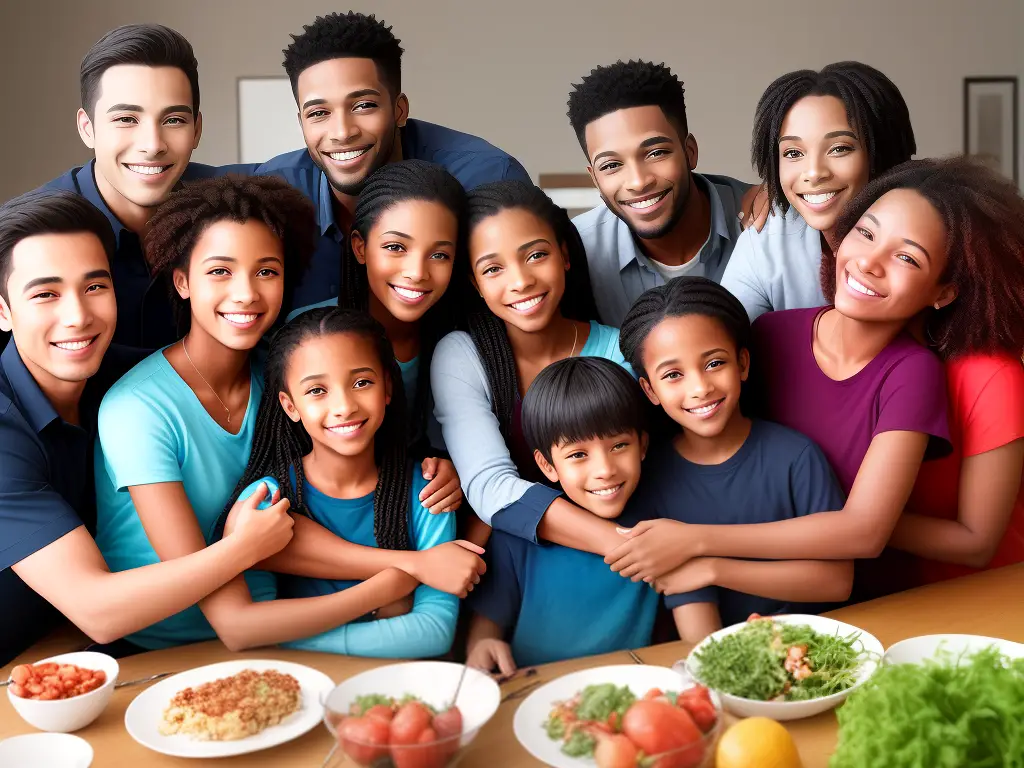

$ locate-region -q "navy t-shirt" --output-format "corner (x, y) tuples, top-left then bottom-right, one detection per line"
(637, 419), (846, 625)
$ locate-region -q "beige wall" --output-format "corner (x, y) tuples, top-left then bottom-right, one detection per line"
(1, 0), (1022, 202)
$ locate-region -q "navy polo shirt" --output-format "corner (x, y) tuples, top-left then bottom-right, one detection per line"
(0, 343), (142, 664)
(40, 160), (233, 350)
(256, 118), (531, 315)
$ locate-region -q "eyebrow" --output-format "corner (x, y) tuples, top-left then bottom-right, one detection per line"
(301, 88), (382, 111)
(779, 129), (859, 143)
(702, 347), (728, 357)
(22, 268), (112, 293)
(200, 255), (284, 265)
(654, 358), (680, 373)
(591, 135), (673, 165)
(105, 103), (194, 115)
(863, 214), (933, 261)
(472, 238), (551, 270)
(298, 366), (377, 386)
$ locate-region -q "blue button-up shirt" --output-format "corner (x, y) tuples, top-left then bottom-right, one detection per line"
(573, 173), (751, 327)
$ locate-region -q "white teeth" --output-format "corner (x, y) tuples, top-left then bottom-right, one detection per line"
(222, 313), (258, 324)
(588, 485), (622, 496)
(126, 164), (169, 175)
(510, 295), (544, 312)
(686, 401), (720, 415)
(625, 192), (668, 210)
(847, 273), (880, 297)
(327, 423), (361, 435)
(392, 286), (427, 300)
(801, 191), (838, 205)
(53, 339), (93, 351)
(327, 148), (370, 161)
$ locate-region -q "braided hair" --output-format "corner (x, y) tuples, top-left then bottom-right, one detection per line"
(338, 160), (468, 452)
(751, 62), (916, 215)
(227, 307), (412, 550)
(464, 181), (600, 438)
(822, 156), (1024, 361)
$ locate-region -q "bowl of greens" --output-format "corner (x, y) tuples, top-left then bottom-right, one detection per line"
(882, 633), (1024, 666)
(681, 614), (883, 721)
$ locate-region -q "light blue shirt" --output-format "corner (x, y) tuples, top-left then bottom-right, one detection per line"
(93, 351), (274, 650)
(280, 471), (457, 658)
(575, 173), (751, 327)
(431, 321), (627, 538)
(720, 206), (827, 322)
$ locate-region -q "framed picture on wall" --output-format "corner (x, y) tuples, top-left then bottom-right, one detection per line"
(964, 77), (1018, 183)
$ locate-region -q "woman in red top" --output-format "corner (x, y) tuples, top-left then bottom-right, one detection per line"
(820, 158), (1024, 586)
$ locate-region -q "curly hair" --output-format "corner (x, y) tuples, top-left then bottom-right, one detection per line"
(567, 60), (687, 155)
(144, 174), (317, 333)
(282, 12), (403, 99)
(752, 62), (916, 214)
(821, 156), (1024, 360)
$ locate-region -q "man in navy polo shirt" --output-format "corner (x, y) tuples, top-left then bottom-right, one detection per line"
(0, 190), (294, 665)
(256, 12), (531, 315)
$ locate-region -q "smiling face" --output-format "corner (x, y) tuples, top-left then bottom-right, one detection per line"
(278, 331), (390, 460)
(777, 95), (870, 235)
(352, 199), (458, 324)
(296, 57), (408, 197)
(0, 232), (116, 390)
(584, 105), (695, 240)
(469, 208), (570, 333)
(173, 219), (285, 351)
(834, 188), (955, 323)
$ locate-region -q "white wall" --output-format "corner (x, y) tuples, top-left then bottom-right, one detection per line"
(1, 0), (1022, 202)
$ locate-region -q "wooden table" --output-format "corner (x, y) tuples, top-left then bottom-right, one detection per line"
(3, 564), (1022, 767)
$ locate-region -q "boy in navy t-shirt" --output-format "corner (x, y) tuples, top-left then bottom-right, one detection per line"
(616, 276), (852, 644)
(466, 358), (658, 672)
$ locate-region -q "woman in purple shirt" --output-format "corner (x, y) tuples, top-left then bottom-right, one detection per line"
(607, 158), (1010, 591)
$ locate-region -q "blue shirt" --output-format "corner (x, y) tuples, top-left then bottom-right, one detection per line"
(635, 419), (845, 625)
(280, 471), (458, 658)
(575, 173), (752, 327)
(93, 350), (275, 649)
(469, 501), (659, 667)
(720, 206), (826, 322)
(256, 119), (530, 314)
(0, 343), (142, 664)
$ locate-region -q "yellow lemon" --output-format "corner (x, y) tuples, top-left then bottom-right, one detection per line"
(716, 717), (803, 768)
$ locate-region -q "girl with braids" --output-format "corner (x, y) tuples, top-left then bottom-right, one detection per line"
(722, 62), (916, 322)
(431, 181), (626, 545)
(227, 308), (462, 657)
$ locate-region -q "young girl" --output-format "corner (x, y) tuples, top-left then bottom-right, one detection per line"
(230, 308), (460, 657)
(721, 61), (916, 321)
(431, 181), (626, 544)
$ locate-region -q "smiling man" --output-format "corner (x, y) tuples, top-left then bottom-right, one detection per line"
(256, 12), (530, 315)
(567, 61), (754, 327)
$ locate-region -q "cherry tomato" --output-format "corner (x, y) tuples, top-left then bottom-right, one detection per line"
(594, 733), (640, 768)
(391, 726), (449, 768)
(623, 700), (704, 768)
(365, 704), (396, 723)
(389, 701), (433, 746)
(339, 715), (391, 766)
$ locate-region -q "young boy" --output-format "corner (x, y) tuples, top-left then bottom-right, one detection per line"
(466, 357), (657, 672)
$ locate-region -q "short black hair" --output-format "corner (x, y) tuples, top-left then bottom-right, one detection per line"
(80, 24), (200, 119)
(282, 12), (404, 100)
(0, 189), (115, 303)
(567, 60), (688, 155)
(619, 277), (750, 380)
(751, 61), (916, 214)
(522, 357), (648, 463)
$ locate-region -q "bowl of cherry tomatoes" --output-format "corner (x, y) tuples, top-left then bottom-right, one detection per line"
(6, 651), (119, 733)
(321, 661), (500, 767)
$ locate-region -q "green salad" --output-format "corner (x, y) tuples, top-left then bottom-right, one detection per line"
(544, 683), (636, 757)
(693, 617), (868, 701)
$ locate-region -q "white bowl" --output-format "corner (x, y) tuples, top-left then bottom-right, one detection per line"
(884, 633), (1024, 666)
(680, 614), (883, 721)
(0, 733), (94, 767)
(7, 652), (119, 733)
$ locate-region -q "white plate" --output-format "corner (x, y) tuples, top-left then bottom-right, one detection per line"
(124, 659), (335, 758)
(884, 633), (1024, 666)
(512, 664), (710, 768)
(0, 733), (94, 767)
(682, 614), (883, 721)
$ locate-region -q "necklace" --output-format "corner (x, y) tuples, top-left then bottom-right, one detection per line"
(569, 322), (579, 358)
(182, 337), (232, 424)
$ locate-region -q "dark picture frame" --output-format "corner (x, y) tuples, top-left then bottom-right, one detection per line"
(964, 77), (1019, 183)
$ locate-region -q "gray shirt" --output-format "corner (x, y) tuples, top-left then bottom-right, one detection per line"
(574, 172), (752, 327)
(720, 206), (827, 322)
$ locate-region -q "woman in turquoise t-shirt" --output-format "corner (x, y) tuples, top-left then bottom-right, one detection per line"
(228, 307), (464, 657)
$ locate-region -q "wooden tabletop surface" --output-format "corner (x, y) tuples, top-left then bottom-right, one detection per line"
(3, 563), (1022, 767)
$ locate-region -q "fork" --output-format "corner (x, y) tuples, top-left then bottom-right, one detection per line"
(500, 679), (542, 704)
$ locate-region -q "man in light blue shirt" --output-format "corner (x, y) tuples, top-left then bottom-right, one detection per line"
(566, 61), (754, 327)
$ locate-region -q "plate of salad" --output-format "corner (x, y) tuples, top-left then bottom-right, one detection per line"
(512, 664), (721, 768)
(681, 614), (882, 721)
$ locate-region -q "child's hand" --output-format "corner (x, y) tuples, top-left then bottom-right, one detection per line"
(652, 558), (716, 595)
(408, 541), (486, 598)
(739, 182), (770, 232)
(606, 519), (697, 581)
(376, 594), (415, 620)
(467, 638), (516, 677)
(420, 457), (464, 514)
(226, 482), (295, 565)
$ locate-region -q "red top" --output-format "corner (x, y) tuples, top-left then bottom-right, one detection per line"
(904, 353), (1024, 585)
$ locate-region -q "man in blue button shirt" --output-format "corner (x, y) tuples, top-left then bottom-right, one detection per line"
(0, 190), (294, 665)
(567, 61), (757, 327)
(256, 12), (531, 316)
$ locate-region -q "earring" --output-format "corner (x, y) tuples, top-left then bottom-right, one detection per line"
(934, 302), (941, 310)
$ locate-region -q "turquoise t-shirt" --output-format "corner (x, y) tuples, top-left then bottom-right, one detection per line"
(93, 350), (275, 650)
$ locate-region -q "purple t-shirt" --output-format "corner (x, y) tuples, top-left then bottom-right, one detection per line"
(750, 307), (951, 494)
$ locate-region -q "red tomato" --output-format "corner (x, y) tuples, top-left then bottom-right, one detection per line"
(677, 688), (717, 733)
(678, 686), (712, 706)
(338, 716), (391, 766)
(594, 733), (639, 768)
(366, 704), (396, 723)
(389, 702), (434, 746)
(643, 688), (665, 701)
(391, 726), (449, 768)
(432, 707), (463, 761)
(622, 701), (704, 768)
